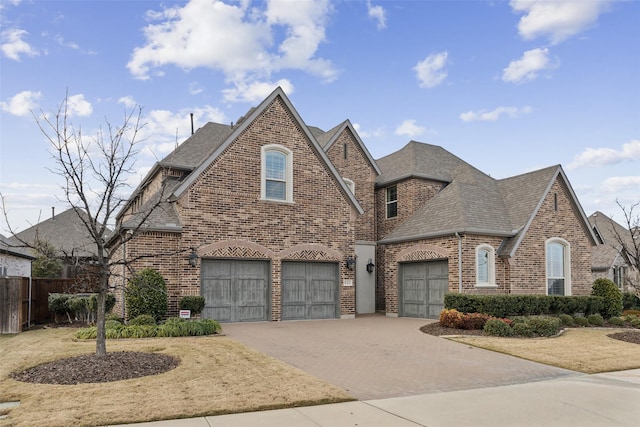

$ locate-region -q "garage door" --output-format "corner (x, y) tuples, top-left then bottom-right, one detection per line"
(201, 259), (270, 323)
(281, 262), (339, 320)
(399, 261), (448, 319)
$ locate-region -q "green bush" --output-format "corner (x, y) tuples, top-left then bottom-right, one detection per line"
(75, 317), (221, 339)
(587, 313), (604, 326)
(607, 316), (625, 327)
(573, 316), (589, 327)
(559, 314), (574, 326)
(128, 314), (156, 326)
(483, 319), (514, 337)
(105, 313), (124, 323)
(125, 269), (168, 321)
(622, 293), (640, 310)
(526, 316), (561, 337)
(179, 296), (206, 314)
(512, 322), (535, 337)
(626, 316), (640, 328)
(591, 278), (623, 319)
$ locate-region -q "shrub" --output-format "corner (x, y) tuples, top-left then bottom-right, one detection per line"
(128, 314), (156, 326)
(460, 312), (492, 330)
(439, 309), (463, 328)
(622, 293), (640, 310)
(623, 309), (640, 316)
(591, 278), (623, 319)
(587, 313), (604, 326)
(607, 316), (625, 327)
(559, 314), (574, 326)
(179, 296), (206, 314)
(105, 313), (124, 323)
(623, 315), (640, 328)
(75, 318), (221, 339)
(526, 316), (561, 337)
(573, 316), (589, 327)
(512, 322), (535, 337)
(125, 269), (168, 321)
(483, 319), (514, 337)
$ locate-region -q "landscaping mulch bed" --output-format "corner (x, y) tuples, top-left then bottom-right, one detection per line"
(420, 322), (640, 344)
(10, 351), (179, 385)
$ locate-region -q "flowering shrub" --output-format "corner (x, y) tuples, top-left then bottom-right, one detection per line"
(439, 309), (463, 328)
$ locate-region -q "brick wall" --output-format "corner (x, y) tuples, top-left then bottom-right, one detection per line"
(375, 178), (444, 239)
(509, 178), (593, 295)
(324, 127), (377, 242)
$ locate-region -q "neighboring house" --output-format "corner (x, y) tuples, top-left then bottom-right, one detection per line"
(0, 234), (35, 278)
(12, 207), (107, 278)
(110, 87), (597, 321)
(589, 211), (638, 292)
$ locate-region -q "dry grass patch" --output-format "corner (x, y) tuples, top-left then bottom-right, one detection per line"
(449, 328), (640, 373)
(0, 328), (352, 427)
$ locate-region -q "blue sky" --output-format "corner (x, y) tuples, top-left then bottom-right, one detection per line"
(1, 0), (639, 232)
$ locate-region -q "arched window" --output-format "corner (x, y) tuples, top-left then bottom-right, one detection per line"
(546, 238), (571, 295)
(261, 145), (293, 202)
(475, 244), (496, 287)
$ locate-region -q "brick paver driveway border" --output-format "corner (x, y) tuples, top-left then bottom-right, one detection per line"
(221, 314), (577, 400)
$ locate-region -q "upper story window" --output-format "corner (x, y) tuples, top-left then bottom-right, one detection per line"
(386, 185), (398, 218)
(476, 244), (496, 286)
(261, 145), (293, 202)
(344, 178), (355, 195)
(546, 238), (571, 296)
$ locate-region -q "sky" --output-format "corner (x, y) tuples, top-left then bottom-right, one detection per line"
(1, 0), (639, 233)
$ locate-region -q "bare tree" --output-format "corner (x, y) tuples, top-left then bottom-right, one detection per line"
(611, 201), (640, 298)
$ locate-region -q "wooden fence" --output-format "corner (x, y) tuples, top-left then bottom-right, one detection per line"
(0, 277), (99, 333)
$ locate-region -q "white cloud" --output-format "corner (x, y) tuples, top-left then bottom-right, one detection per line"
(353, 122), (384, 139)
(127, 0), (335, 102)
(414, 51), (448, 88)
(502, 47), (549, 83)
(460, 105), (533, 122)
(222, 79), (294, 103)
(66, 94), (93, 117)
(395, 120), (426, 138)
(118, 96), (137, 109)
(367, 1), (386, 30)
(568, 140), (640, 170)
(1, 28), (38, 61)
(1, 90), (42, 116)
(510, 0), (613, 44)
(601, 176), (640, 193)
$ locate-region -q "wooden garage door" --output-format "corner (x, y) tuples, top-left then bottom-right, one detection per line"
(399, 261), (448, 319)
(201, 259), (269, 323)
(281, 262), (339, 320)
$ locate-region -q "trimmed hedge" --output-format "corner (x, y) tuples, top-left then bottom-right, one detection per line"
(623, 293), (640, 310)
(179, 296), (206, 314)
(444, 293), (604, 317)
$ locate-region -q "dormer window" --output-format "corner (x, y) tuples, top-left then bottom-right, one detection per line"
(261, 145), (293, 202)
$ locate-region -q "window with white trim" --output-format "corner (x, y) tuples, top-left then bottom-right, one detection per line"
(386, 186), (397, 218)
(475, 244), (496, 286)
(344, 178), (355, 195)
(546, 238), (571, 295)
(261, 145), (293, 202)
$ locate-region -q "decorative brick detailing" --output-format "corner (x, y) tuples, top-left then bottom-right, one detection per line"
(397, 244), (449, 262)
(280, 244), (342, 261)
(198, 240), (274, 259)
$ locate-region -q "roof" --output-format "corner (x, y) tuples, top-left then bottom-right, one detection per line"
(0, 234), (35, 260)
(159, 122), (233, 170)
(589, 211), (633, 270)
(11, 208), (107, 258)
(378, 142), (596, 254)
(120, 177), (183, 232)
(169, 87), (363, 214)
(318, 120), (382, 175)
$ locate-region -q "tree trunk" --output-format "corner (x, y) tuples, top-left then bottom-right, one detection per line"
(96, 274), (108, 357)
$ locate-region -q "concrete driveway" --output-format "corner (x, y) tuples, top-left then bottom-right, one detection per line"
(221, 314), (576, 400)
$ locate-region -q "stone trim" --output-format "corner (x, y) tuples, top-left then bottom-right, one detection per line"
(396, 244), (449, 262)
(198, 240), (275, 259)
(280, 243), (343, 261)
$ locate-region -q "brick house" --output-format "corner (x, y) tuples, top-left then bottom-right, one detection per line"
(110, 87), (596, 320)
(589, 211), (639, 292)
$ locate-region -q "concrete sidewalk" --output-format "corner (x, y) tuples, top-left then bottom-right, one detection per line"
(112, 369), (640, 427)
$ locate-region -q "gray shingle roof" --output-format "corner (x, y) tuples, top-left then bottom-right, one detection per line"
(160, 122), (233, 170)
(1, 233), (35, 259)
(12, 208), (108, 258)
(589, 211), (632, 270)
(120, 177), (182, 232)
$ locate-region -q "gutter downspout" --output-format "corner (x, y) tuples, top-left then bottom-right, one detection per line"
(455, 232), (462, 293)
(28, 275), (32, 328)
(122, 236), (126, 319)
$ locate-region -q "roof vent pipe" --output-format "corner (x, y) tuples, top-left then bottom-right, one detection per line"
(51, 207), (55, 220)
(190, 113), (194, 135)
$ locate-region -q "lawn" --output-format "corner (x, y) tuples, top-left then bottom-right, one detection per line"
(0, 328), (352, 427)
(448, 328), (640, 373)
